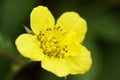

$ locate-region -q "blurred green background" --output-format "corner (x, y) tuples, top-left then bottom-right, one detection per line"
(0, 0), (120, 80)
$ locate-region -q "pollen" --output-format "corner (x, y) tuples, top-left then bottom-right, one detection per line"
(37, 27), (68, 58)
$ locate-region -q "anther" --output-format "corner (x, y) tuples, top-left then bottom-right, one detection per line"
(49, 28), (52, 30)
(37, 36), (40, 40)
(42, 33), (44, 36)
(65, 45), (67, 48)
(46, 28), (49, 31)
(61, 54), (64, 58)
(41, 41), (43, 43)
(57, 26), (60, 30)
(60, 29), (63, 31)
(40, 31), (42, 33)
(54, 41), (57, 44)
(63, 48), (65, 51)
(55, 53), (59, 57)
(48, 52), (53, 57)
(39, 33), (41, 36)
(53, 27), (56, 30)
(58, 26), (60, 28)
(65, 50), (68, 53)
(46, 28), (52, 31)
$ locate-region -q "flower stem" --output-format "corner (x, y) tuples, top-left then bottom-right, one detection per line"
(65, 76), (67, 80)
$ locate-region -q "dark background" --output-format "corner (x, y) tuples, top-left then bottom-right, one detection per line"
(0, 0), (120, 80)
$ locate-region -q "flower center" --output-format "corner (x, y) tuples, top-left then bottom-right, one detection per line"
(37, 27), (68, 58)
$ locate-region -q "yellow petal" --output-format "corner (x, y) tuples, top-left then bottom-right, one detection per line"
(56, 12), (87, 43)
(65, 43), (85, 57)
(65, 45), (92, 74)
(60, 31), (78, 45)
(30, 6), (55, 35)
(41, 56), (70, 77)
(15, 34), (44, 61)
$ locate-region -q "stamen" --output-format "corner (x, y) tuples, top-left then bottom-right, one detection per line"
(65, 45), (67, 48)
(60, 29), (63, 31)
(46, 28), (52, 31)
(58, 26), (60, 28)
(65, 50), (68, 53)
(37, 36), (40, 40)
(46, 28), (49, 31)
(49, 28), (52, 30)
(57, 26), (60, 30)
(41, 41), (43, 43)
(42, 33), (44, 36)
(63, 32), (66, 35)
(40, 31), (42, 33)
(37, 27), (69, 59)
(63, 48), (65, 51)
(53, 27), (56, 30)
(61, 54), (64, 58)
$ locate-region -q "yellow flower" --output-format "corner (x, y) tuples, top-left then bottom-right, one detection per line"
(15, 6), (92, 77)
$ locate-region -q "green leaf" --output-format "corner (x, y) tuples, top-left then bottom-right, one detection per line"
(23, 25), (34, 35)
